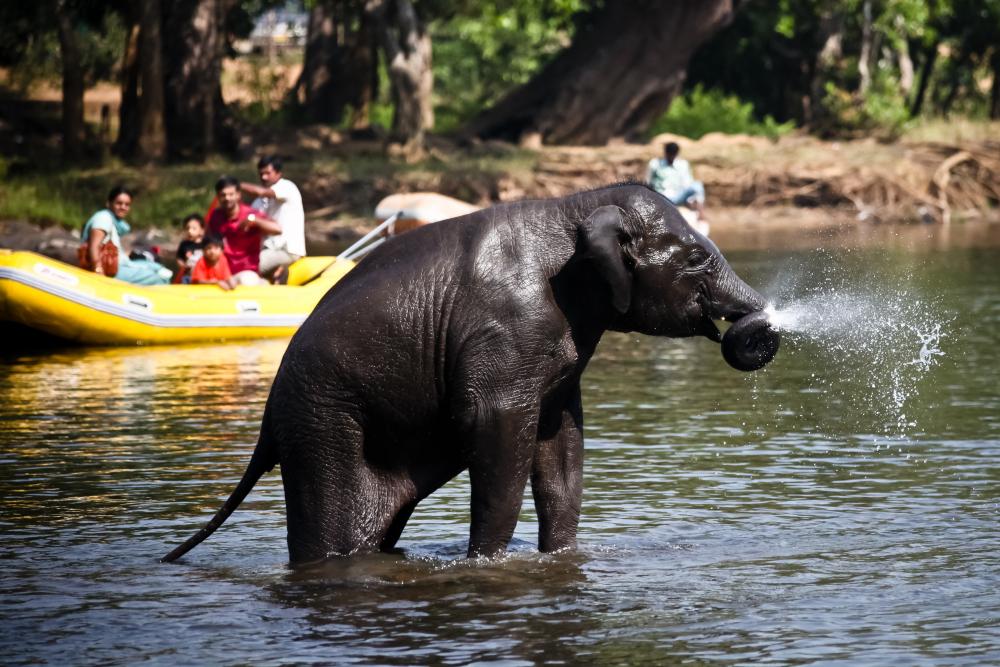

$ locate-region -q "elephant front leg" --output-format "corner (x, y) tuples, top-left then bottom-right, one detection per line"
(465, 406), (538, 559)
(532, 388), (584, 553)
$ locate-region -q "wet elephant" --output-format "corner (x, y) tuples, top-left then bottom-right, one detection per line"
(163, 184), (779, 565)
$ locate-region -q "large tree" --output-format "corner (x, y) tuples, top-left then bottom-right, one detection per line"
(54, 0), (86, 159)
(463, 0), (740, 145)
(136, 0), (166, 161)
(162, 0), (235, 160)
(114, 7), (141, 157)
(367, 0), (433, 151)
(294, 0), (375, 126)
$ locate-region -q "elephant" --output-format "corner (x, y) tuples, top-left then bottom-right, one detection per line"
(162, 183), (779, 565)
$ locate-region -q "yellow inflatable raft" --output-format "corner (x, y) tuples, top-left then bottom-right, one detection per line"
(0, 250), (355, 345)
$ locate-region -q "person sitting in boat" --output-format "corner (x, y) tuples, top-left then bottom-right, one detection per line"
(239, 155), (305, 284)
(173, 213), (206, 284)
(207, 176), (281, 287)
(190, 234), (235, 290)
(646, 142), (706, 221)
(80, 185), (172, 285)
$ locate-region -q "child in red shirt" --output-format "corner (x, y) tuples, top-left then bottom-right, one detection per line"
(191, 235), (235, 290)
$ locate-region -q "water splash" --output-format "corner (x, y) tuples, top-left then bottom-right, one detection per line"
(761, 258), (950, 440)
(910, 323), (945, 370)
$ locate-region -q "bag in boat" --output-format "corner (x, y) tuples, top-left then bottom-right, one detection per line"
(77, 240), (119, 277)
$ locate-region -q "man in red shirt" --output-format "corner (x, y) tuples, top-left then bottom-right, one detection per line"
(207, 175), (282, 286)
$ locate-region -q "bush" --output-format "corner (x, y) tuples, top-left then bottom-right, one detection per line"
(431, 3), (584, 132)
(646, 85), (794, 140)
(819, 76), (911, 140)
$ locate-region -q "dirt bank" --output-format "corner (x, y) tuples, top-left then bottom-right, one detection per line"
(253, 129), (998, 253)
(2, 129), (997, 262)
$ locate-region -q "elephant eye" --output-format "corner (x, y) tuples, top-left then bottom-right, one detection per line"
(686, 250), (708, 267)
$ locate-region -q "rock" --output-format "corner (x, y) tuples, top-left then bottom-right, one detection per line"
(519, 131), (543, 149)
(0, 220), (80, 264)
(0, 220), (184, 266)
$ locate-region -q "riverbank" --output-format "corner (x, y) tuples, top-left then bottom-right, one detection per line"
(1, 124), (998, 263)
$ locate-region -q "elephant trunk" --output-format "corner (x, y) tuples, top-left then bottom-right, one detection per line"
(710, 265), (780, 372)
(711, 266), (767, 322)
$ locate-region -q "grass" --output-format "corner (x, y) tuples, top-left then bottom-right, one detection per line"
(901, 118), (1000, 144)
(1, 116), (992, 231)
(0, 158), (251, 229)
(0, 145), (540, 230)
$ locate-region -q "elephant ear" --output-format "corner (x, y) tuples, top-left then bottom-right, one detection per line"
(579, 205), (633, 314)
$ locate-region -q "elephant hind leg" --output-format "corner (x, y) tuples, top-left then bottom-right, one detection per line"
(280, 417), (388, 562)
(380, 500), (417, 552)
(378, 460), (466, 552)
(285, 466), (404, 562)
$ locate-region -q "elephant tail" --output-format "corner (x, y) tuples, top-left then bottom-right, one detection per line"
(160, 423), (278, 563)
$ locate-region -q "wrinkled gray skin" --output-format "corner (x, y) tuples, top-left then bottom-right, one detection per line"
(163, 184), (772, 565)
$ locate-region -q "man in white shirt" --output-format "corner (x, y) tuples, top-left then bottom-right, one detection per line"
(240, 155), (305, 283)
(646, 142), (706, 220)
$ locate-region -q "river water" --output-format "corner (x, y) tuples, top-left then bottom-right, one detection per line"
(1, 224), (998, 665)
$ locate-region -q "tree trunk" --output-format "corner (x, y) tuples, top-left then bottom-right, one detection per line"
(163, 0), (233, 160)
(54, 0), (85, 159)
(898, 39), (914, 98)
(348, 14), (377, 129)
(136, 0), (167, 162)
(296, 2), (338, 119)
(463, 0), (737, 145)
(991, 50), (1000, 120)
(910, 41), (938, 117)
(808, 12), (844, 126)
(367, 0), (432, 151)
(296, 1), (376, 126)
(115, 14), (141, 156)
(858, 0), (874, 95)
(938, 52), (968, 116)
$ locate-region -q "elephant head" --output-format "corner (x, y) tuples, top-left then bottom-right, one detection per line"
(577, 190), (779, 371)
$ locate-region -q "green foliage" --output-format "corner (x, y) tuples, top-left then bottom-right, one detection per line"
(356, 58), (394, 133)
(367, 101), (395, 133)
(689, 0), (1000, 134)
(0, 178), (96, 228)
(430, 0), (584, 131)
(2, 8), (125, 92)
(646, 86), (795, 140)
(227, 55), (292, 126)
(873, 0), (930, 50)
(0, 162), (241, 229)
(820, 78), (911, 139)
(0, 149), (542, 229)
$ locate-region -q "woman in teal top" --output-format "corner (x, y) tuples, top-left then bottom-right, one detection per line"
(82, 186), (172, 285)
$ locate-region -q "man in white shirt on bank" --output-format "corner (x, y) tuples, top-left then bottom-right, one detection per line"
(646, 141), (706, 221)
(240, 155), (305, 283)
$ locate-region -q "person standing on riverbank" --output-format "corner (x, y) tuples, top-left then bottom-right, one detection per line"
(207, 176), (282, 287)
(240, 155), (305, 284)
(80, 185), (172, 285)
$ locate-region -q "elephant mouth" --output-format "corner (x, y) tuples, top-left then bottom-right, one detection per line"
(695, 294), (724, 341)
(699, 313), (723, 342)
(720, 311), (780, 371)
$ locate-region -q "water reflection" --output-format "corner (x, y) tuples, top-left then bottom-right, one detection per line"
(711, 217), (1000, 252)
(1, 240), (998, 665)
(264, 553), (596, 665)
